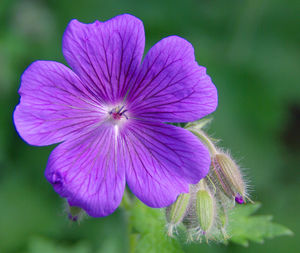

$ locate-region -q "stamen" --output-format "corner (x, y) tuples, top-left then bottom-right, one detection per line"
(117, 105), (125, 113)
(123, 113), (128, 120)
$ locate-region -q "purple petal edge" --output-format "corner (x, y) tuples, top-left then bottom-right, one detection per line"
(123, 120), (210, 208)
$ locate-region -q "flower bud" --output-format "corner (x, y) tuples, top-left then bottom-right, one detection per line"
(195, 180), (215, 233)
(217, 204), (230, 240)
(166, 193), (191, 236)
(212, 153), (246, 203)
(67, 205), (84, 222)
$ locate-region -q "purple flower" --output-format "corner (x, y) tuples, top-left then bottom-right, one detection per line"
(13, 14), (217, 217)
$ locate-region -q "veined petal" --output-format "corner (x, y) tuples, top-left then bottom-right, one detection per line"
(63, 14), (145, 103)
(123, 120), (210, 207)
(45, 123), (126, 217)
(13, 61), (105, 146)
(127, 36), (218, 122)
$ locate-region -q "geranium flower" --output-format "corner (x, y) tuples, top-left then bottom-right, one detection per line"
(13, 14), (217, 217)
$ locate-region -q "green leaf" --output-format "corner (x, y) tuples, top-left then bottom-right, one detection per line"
(227, 203), (293, 246)
(129, 199), (184, 253)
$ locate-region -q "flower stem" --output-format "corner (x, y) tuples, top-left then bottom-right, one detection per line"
(121, 189), (138, 253)
(188, 128), (218, 156)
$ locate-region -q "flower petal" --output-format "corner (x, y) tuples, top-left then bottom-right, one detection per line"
(127, 36), (218, 122)
(14, 61), (106, 146)
(45, 123), (126, 217)
(63, 14), (145, 103)
(123, 120), (210, 207)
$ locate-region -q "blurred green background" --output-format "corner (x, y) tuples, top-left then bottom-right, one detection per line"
(0, 0), (299, 252)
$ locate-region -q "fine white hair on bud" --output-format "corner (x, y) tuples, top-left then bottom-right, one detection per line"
(166, 193), (191, 236)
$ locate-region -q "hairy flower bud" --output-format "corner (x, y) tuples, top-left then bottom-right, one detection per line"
(212, 153), (246, 203)
(217, 204), (230, 240)
(67, 205), (84, 222)
(195, 180), (215, 233)
(166, 193), (191, 236)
